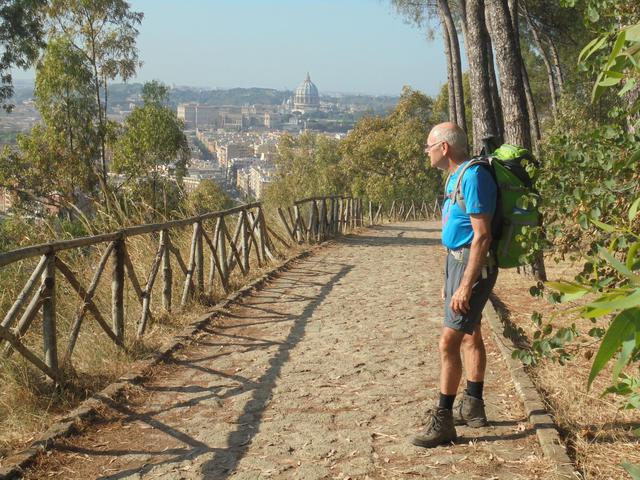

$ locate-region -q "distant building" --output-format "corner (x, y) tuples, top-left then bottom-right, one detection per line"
(264, 112), (283, 129)
(236, 163), (275, 200)
(292, 73), (320, 114)
(177, 103), (197, 129)
(217, 143), (254, 168)
(178, 104), (260, 131)
(182, 176), (201, 194)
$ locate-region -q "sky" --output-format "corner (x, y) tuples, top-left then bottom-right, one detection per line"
(15, 0), (449, 97)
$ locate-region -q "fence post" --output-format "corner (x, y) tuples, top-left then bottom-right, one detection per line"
(328, 198), (335, 235)
(241, 210), (250, 272)
(255, 207), (268, 260)
(306, 201), (315, 243)
(111, 237), (125, 343)
(194, 221), (204, 298)
(317, 199), (325, 241)
(217, 217), (229, 290)
(349, 198), (354, 229)
(293, 205), (304, 243)
(42, 253), (58, 375)
(161, 230), (172, 312)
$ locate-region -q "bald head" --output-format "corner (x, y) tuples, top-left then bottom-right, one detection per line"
(428, 122), (468, 160)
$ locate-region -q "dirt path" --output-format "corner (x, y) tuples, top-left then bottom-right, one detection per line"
(25, 222), (557, 479)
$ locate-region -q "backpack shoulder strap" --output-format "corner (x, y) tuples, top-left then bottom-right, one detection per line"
(452, 157), (492, 213)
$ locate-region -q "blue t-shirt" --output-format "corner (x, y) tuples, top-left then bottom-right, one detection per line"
(441, 161), (497, 249)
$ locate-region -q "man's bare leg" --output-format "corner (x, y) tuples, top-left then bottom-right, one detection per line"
(462, 322), (486, 383)
(439, 327), (466, 397)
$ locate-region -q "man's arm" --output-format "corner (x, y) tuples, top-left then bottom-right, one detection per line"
(450, 213), (492, 314)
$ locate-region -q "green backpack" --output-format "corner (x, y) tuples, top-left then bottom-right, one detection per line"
(449, 144), (541, 268)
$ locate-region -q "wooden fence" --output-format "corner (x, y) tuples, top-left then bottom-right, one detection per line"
(0, 203), (286, 383)
(276, 196), (363, 244)
(385, 199), (442, 223)
(0, 196), (440, 384)
(275, 196), (441, 245)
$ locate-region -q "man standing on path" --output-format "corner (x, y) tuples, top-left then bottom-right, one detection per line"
(411, 122), (498, 448)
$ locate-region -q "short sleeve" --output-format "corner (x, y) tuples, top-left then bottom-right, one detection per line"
(461, 166), (497, 215)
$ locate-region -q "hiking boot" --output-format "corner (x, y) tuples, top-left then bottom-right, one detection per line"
(453, 391), (488, 428)
(410, 407), (456, 448)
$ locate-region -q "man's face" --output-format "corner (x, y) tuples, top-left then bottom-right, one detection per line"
(425, 135), (447, 170)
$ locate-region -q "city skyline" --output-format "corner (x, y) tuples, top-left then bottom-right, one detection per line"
(12, 0), (449, 97)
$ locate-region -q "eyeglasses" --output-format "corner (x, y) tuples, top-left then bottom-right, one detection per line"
(425, 140), (444, 153)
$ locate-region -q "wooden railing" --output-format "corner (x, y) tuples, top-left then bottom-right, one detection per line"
(276, 196), (441, 245)
(386, 199), (442, 222)
(0, 203), (285, 383)
(277, 196), (363, 244)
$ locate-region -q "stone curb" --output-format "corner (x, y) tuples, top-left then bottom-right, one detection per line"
(484, 300), (578, 479)
(0, 249), (314, 480)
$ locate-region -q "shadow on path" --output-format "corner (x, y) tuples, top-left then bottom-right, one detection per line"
(368, 224), (440, 233)
(340, 235), (441, 247)
(199, 263), (354, 478)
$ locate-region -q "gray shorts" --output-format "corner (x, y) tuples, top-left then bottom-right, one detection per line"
(444, 247), (498, 334)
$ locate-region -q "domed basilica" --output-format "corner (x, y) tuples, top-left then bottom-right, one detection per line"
(292, 72), (320, 114)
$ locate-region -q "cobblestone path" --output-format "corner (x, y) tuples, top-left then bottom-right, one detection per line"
(27, 222), (556, 479)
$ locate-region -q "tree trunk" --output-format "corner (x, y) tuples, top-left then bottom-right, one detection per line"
(440, 10), (458, 124)
(438, 0), (466, 130)
(544, 32), (564, 93)
(523, 3), (558, 113)
(506, 0), (540, 149)
(485, 37), (505, 144)
(485, 0), (531, 150)
(521, 63), (541, 150)
(462, 0), (498, 154)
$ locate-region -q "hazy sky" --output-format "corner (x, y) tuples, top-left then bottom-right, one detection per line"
(15, 0), (449, 96)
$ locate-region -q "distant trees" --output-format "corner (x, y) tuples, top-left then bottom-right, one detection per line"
(264, 132), (345, 207)
(340, 88), (440, 203)
(188, 179), (233, 215)
(0, 0), (146, 213)
(112, 81), (190, 216)
(0, 0), (47, 111)
(47, 0), (144, 190)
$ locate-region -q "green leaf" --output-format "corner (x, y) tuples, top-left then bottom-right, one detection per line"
(629, 198), (640, 222)
(547, 281), (590, 302)
(606, 30), (627, 68)
(546, 281), (588, 294)
(587, 289), (640, 312)
(626, 24), (640, 42)
(619, 78), (637, 97)
(612, 333), (636, 382)
(579, 35), (608, 63)
(599, 246), (640, 283)
(623, 461), (640, 479)
(627, 242), (640, 271)
(589, 218), (618, 233)
(598, 75), (623, 87)
(588, 308), (640, 388)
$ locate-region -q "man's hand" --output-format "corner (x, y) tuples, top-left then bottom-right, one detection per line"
(451, 284), (472, 314)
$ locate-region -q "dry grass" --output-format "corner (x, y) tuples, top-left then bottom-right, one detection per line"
(0, 209), (306, 460)
(493, 258), (640, 480)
